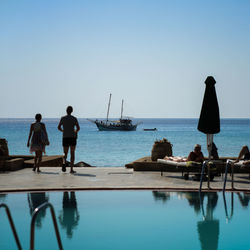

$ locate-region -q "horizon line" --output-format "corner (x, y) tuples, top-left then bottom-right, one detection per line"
(1, 117), (250, 119)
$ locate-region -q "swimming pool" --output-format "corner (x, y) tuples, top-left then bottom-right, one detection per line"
(1, 191), (250, 249)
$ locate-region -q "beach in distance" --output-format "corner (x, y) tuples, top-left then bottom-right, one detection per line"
(1, 118), (250, 167)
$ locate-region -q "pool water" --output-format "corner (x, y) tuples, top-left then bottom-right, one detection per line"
(1, 191), (250, 249)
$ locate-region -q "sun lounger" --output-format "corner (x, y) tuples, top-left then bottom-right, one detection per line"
(221, 159), (250, 191)
(225, 161), (250, 177)
(224, 160), (250, 178)
(157, 159), (202, 177)
(158, 159), (224, 180)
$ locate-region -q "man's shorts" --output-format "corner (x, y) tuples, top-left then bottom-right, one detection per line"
(63, 137), (77, 147)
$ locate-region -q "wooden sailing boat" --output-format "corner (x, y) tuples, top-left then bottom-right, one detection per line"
(88, 94), (138, 131)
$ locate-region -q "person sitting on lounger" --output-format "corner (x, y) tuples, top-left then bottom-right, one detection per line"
(235, 145), (250, 165)
(187, 144), (204, 163)
(211, 142), (219, 160)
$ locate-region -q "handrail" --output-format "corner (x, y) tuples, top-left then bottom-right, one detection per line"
(30, 202), (63, 250)
(223, 160), (234, 192)
(199, 161), (207, 192)
(0, 203), (22, 250)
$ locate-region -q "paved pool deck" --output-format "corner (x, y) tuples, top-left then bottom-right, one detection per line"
(1, 166), (250, 193)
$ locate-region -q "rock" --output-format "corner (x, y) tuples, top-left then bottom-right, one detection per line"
(5, 158), (25, 171)
(0, 138), (9, 156)
(151, 138), (172, 161)
(75, 161), (92, 167)
(24, 155), (63, 167)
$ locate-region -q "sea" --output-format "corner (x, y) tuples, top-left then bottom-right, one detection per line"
(1, 118), (250, 167)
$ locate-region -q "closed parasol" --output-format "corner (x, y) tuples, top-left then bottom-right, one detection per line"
(198, 76), (220, 160)
(198, 76), (220, 190)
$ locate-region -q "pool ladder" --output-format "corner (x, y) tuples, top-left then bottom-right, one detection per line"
(223, 159), (234, 192)
(199, 161), (213, 191)
(0, 203), (22, 250)
(199, 160), (235, 192)
(0, 202), (63, 250)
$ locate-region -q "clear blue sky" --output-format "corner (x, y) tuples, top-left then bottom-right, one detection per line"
(0, 0), (250, 118)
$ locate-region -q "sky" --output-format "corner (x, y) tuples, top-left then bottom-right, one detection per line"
(0, 0), (250, 118)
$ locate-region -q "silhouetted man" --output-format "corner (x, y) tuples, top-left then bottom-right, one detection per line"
(58, 106), (80, 173)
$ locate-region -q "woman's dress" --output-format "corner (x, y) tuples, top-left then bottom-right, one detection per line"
(30, 122), (45, 153)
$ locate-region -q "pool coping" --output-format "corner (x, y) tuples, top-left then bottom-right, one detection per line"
(1, 187), (250, 194)
(1, 167), (250, 194)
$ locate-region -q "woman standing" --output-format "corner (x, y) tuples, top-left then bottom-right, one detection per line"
(27, 114), (49, 172)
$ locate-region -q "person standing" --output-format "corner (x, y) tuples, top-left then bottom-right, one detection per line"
(58, 106), (80, 173)
(27, 113), (49, 172)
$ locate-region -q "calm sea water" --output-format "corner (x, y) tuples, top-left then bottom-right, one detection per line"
(1, 191), (250, 250)
(1, 118), (250, 166)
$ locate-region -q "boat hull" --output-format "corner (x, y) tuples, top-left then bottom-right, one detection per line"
(95, 122), (137, 131)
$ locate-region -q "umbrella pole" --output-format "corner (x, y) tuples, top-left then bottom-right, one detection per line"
(207, 134), (213, 189)
(199, 133), (213, 191)
(207, 134), (213, 160)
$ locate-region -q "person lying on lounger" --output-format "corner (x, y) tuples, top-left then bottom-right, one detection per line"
(163, 156), (187, 162)
(235, 145), (250, 165)
(187, 144), (204, 163)
(163, 144), (204, 163)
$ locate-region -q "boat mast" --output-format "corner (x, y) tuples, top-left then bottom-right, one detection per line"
(106, 93), (112, 122)
(120, 99), (124, 120)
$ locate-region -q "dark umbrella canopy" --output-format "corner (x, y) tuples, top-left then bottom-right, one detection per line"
(198, 76), (220, 134)
(197, 220), (219, 250)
